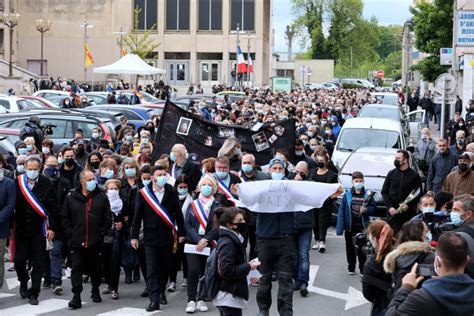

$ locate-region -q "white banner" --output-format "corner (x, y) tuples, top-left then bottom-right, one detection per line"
(235, 180), (340, 213)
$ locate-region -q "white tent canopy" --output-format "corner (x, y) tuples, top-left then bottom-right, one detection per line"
(93, 54), (166, 75)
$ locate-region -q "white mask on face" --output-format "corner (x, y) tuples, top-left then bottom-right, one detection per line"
(369, 235), (377, 250)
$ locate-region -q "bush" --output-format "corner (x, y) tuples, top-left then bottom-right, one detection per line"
(342, 83), (364, 89)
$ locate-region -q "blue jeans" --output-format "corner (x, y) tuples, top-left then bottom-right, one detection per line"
(293, 229), (312, 286)
(43, 239), (64, 285)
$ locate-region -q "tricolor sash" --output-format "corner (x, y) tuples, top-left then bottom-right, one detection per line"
(217, 178), (234, 199)
(170, 164), (177, 179)
(17, 174), (49, 237)
(191, 199), (216, 247)
(140, 186), (177, 234)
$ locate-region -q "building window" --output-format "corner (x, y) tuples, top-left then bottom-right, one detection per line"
(166, 0), (190, 31)
(230, 0), (254, 31)
(198, 0), (222, 31)
(133, 0), (157, 30)
(0, 29), (4, 50)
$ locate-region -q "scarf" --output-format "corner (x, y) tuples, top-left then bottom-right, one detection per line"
(107, 191), (123, 216)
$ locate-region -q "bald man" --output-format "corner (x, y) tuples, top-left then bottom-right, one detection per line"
(168, 144), (202, 191)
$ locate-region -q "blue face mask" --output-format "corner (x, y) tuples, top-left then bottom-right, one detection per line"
(200, 184), (213, 197)
(450, 212), (463, 225)
(170, 152), (177, 162)
(86, 180), (97, 192)
(271, 172), (284, 180)
(422, 207), (435, 214)
(215, 171), (229, 180)
(307, 132), (314, 138)
(58, 158), (64, 165)
(142, 179), (151, 186)
(178, 188), (188, 196)
(16, 165), (24, 173)
(104, 169), (114, 179)
(44, 167), (59, 178)
(126, 135), (133, 142)
(26, 144), (33, 152)
(241, 164), (253, 174)
(18, 148), (27, 155)
(353, 182), (364, 190)
(156, 175), (168, 187)
(124, 168), (136, 177)
(426, 231), (432, 243)
(234, 148), (241, 157)
(26, 170), (39, 180)
(295, 150), (304, 156)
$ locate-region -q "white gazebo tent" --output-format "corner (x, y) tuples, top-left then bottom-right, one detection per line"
(93, 54), (166, 86)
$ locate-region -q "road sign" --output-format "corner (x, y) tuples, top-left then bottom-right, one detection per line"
(376, 70), (385, 78)
(434, 95), (456, 104)
(434, 73), (456, 94)
(440, 48), (453, 65)
(306, 66), (312, 76)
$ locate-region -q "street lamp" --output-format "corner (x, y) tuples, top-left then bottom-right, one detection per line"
(35, 19), (52, 77)
(0, 13), (20, 77)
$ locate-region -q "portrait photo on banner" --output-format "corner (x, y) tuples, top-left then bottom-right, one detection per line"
(252, 131), (270, 152)
(176, 117), (193, 136)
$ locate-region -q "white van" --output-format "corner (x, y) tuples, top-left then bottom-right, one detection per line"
(341, 78), (375, 89)
(332, 117), (408, 168)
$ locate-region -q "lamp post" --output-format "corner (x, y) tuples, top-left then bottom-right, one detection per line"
(0, 13), (20, 77)
(35, 19), (52, 77)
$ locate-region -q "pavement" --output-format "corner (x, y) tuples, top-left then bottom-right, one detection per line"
(0, 227), (371, 316)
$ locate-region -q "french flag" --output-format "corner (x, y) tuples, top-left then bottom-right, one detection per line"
(237, 46), (247, 73)
(248, 54), (254, 73)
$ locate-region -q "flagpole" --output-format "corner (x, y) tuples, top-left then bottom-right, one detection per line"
(81, 21), (93, 85)
(236, 23), (240, 89)
(247, 34), (250, 89)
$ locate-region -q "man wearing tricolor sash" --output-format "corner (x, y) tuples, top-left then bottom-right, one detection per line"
(131, 165), (185, 312)
(214, 157), (241, 207)
(168, 144), (202, 192)
(14, 155), (59, 306)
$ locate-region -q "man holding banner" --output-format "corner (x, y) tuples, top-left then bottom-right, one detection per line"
(14, 155), (59, 306)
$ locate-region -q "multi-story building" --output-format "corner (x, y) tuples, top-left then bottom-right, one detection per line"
(12, 0), (272, 88)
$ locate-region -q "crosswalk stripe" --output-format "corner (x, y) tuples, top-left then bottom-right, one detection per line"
(6, 276), (69, 290)
(97, 307), (161, 315)
(0, 298), (69, 315)
(0, 293), (15, 299)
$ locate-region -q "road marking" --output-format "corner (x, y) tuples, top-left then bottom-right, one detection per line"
(98, 307), (161, 315)
(0, 293), (15, 299)
(6, 276), (68, 290)
(307, 265), (368, 310)
(0, 298), (69, 315)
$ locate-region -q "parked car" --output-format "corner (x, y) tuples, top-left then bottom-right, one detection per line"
(334, 147), (426, 221)
(332, 117), (408, 168)
(320, 82), (340, 90)
(18, 95), (59, 108)
(0, 96), (47, 113)
(33, 90), (71, 101)
(304, 83), (324, 90)
(83, 92), (109, 105)
(0, 110), (114, 152)
(341, 78), (375, 89)
(0, 127), (21, 147)
(369, 92), (400, 106)
(85, 105), (154, 129)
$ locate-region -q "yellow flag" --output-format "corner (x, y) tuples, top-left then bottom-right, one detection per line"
(121, 47), (127, 57)
(84, 43), (95, 68)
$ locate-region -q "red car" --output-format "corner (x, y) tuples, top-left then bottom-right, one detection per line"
(18, 95), (59, 108)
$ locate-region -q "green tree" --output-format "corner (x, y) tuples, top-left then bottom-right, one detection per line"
(292, 0), (329, 59)
(410, 0), (453, 82)
(123, 7), (160, 60)
(376, 25), (403, 60)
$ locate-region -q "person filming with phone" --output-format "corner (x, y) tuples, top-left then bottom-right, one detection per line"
(386, 232), (474, 316)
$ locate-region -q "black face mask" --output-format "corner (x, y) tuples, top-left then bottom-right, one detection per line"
(316, 161), (325, 169)
(65, 158), (75, 167)
(459, 163), (468, 172)
(394, 159), (402, 169)
(233, 222), (248, 235)
(91, 161), (100, 170)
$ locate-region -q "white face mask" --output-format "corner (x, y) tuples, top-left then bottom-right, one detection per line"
(369, 235), (377, 250)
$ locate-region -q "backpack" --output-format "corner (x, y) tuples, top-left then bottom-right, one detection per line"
(19, 125), (35, 140)
(197, 240), (223, 301)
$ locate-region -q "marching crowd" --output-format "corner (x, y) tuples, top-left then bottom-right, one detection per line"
(0, 82), (473, 316)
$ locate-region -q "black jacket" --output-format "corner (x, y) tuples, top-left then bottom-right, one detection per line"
(381, 167), (422, 218)
(131, 183), (185, 247)
(62, 187), (112, 248)
(185, 199), (221, 245)
(14, 174), (60, 237)
(362, 254), (392, 316)
(59, 161), (83, 189)
(217, 228), (250, 300)
(171, 159), (202, 192)
(119, 178), (138, 229)
(50, 176), (72, 239)
(215, 173), (241, 207)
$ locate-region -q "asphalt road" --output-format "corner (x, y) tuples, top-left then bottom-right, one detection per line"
(0, 227), (371, 316)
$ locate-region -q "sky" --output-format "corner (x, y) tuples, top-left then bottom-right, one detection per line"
(273, 0), (413, 53)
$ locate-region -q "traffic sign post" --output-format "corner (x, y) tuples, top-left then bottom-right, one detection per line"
(376, 70), (385, 78)
(435, 73), (456, 95)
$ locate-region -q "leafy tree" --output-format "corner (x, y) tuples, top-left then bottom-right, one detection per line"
(376, 25), (403, 60)
(410, 0), (453, 82)
(123, 7), (160, 60)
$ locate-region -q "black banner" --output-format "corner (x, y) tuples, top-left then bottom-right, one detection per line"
(152, 102), (295, 166)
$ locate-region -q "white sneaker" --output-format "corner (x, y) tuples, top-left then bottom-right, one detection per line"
(312, 241), (320, 250)
(186, 301), (196, 313)
(182, 278), (187, 287)
(167, 282), (176, 292)
(65, 267), (72, 278)
(197, 300), (208, 312)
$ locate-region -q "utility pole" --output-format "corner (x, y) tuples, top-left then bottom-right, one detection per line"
(113, 27), (126, 59)
(247, 34), (250, 88)
(285, 25), (295, 61)
(236, 23), (240, 89)
(81, 20), (93, 83)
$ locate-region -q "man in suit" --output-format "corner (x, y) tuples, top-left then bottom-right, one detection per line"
(131, 165), (185, 312)
(168, 144), (202, 191)
(214, 156), (241, 207)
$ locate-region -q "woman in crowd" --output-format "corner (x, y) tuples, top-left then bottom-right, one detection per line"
(184, 175), (221, 313)
(201, 158), (216, 175)
(85, 151), (103, 175)
(213, 207), (260, 316)
(217, 137), (242, 172)
(97, 159), (118, 189)
(309, 151), (338, 253)
(383, 220), (435, 299)
(415, 127), (437, 174)
(168, 174), (193, 292)
(362, 220), (394, 316)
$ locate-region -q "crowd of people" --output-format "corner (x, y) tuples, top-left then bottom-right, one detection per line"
(0, 81), (473, 316)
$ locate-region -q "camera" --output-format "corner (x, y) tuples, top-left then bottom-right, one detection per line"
(352, 232), (373, 257)
(424, 212), (458, 241)
(41, 124), (56, 135)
